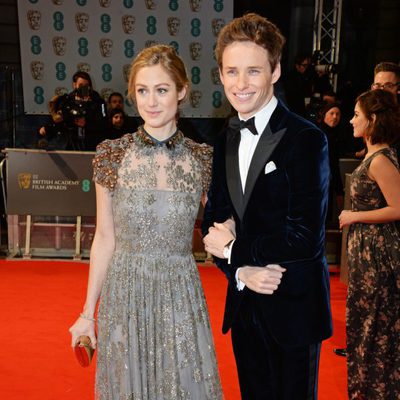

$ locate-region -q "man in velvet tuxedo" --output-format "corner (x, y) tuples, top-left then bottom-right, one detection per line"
(203, 14), (332, 400)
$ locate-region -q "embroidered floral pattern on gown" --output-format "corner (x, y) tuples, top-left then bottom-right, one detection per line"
(346, 147), (400, 400)
(92, 128), (222, 400)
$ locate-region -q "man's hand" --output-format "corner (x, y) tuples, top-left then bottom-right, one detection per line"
(203, 222), (235, 259)
(222, 217), (236, 236)
(238, 264), (286, 294)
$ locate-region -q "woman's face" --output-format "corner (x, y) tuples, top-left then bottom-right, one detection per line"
(112, 112), (124, 129)
(350, 102), (369, 138)
(324, 107), (341, 128)
(133, 64), (185, 136)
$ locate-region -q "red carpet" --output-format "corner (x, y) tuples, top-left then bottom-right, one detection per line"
(0, 260), (347, 399)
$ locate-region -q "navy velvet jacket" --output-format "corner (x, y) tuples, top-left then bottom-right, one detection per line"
(203, 101), (333, 347)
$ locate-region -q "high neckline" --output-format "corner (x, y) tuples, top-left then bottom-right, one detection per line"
(136, 125), (184, 150)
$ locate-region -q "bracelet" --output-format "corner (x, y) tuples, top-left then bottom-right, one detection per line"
(80, 313), (96, 322)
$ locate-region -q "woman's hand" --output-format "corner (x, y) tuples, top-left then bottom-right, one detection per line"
(339, 210), (357, 229)
(69, 316), (97, 349)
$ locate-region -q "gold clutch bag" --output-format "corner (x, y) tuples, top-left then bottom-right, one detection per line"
(74, 335), (95, 367)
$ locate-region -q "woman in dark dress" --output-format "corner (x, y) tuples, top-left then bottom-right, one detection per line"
(339, 89), (400, 400)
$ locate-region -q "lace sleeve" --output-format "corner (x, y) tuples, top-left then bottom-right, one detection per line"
(92, 134), (134, 191)
(184, 138), (213, 193)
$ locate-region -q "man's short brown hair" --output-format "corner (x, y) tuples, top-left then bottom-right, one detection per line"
(374, 62), (400, 81)
(215, 13), (285, 72)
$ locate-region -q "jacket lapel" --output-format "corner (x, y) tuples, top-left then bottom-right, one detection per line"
(242, 103), (289, 212)
(225, 127), (244, 219)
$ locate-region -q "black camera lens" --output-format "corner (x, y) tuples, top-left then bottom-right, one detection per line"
(76, 85), (91, 98)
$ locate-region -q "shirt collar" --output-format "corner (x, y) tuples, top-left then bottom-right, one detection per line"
(239, 96), (278, 136)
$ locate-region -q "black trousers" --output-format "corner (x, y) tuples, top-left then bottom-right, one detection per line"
(231, 295), (321, 400)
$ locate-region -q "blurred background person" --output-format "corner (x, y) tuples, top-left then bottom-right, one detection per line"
(38, 71), (106, 151)
(284, 53), (314, 117)
(319, 102), (345, 225)
(106, 91), (124, 111)
(339, 89), (400, 400)
(106, 91), (139, 132)
(105, 107), (130, 139)
(355, 61), (400, 160)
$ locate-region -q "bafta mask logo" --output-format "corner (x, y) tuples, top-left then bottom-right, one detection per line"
(212, 18), (225, 37)
(54, 86), (68, 96)
(211, 67), (221, 85)
(52, 36), (67, 56)
(18, 173), (32, 190)
(99, 0), (111, 7)
(30, 61), (44, 80)
(144, 0), (158, 10)
(190, 90), (202, 108)
(100, 88), (113, 101)
(75, 12), (89, 32)
(123, 64), (131, 82)
(77, 62), (91, 73)
(189, 0), (202, 12)
(99, 38), (113, 57)
(145, 40), (158, 48)
(27, 10), (41, 30)
(122, 15), (136, 34)
(189, 42), (202, 61)
(167, 17), (180, 36)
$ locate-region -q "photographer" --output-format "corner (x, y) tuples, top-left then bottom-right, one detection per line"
(38, 71), (107, 151)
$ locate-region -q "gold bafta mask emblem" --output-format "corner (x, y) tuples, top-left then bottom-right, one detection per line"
(18, 173), (32, 190)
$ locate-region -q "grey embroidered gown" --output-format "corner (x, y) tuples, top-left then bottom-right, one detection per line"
(92, 128), (222, 400)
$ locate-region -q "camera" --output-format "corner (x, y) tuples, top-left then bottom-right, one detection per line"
(311, 50), (339, 75)
(75, 85), (92, 99)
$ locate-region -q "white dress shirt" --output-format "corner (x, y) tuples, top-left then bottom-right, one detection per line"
(238, 96), (278, 191)
(229, 96), (278, 289)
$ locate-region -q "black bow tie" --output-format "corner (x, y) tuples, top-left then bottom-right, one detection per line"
(228, 116), (258, 135)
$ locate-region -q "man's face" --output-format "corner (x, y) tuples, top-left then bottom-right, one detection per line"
(324, 107), (341, 128)
(220, 41), (280, 120)
(372, 71), (399, 97)
(295, 58), (311, 74)
(109, 95), (124, 110)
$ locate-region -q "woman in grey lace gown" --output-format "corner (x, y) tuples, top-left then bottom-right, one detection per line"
(339, 89), (400, 400)
(70, 45), (222, 400)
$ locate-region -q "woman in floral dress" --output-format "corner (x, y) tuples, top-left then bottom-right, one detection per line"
(69, 45), (222, 400)
(339, 89), (400, 399)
